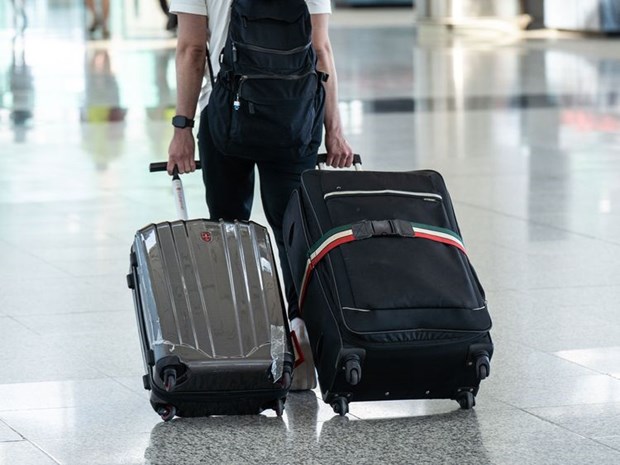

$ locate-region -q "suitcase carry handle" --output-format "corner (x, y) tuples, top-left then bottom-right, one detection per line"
(149, 161), (201, 221)
(316, 153), (362, 171)
(149, 161), (202, 172)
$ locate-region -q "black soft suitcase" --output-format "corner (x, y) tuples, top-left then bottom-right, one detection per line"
(283, 155), (493, 415)
(127, 163), (294, 421)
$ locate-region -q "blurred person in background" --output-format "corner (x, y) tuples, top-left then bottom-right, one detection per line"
(85, 0), (110, 39)
(10, 0), (28, 31)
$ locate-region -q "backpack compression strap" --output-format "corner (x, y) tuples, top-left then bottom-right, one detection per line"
(298, 219), (466, 312)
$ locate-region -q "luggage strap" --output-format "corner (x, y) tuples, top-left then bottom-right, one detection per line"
(298, 219), (466, 311)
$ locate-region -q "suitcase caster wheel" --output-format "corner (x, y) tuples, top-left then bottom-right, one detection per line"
(457, 392), (475, 410)
(476, 355), (490, 380)
(344, 357), (361, 386)
(157, 404), (177, 422)
(332, 397), (349, 416)
(274, 399), (285, 417)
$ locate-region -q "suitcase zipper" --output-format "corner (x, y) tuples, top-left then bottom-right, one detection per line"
(345, 330), (487, 349)
(324, 190), (442, 202)
(342, 304), (487, 313)
(150, 379), (286, 399)
(338, 302), (491, 338)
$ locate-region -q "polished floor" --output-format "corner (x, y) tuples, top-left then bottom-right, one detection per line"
(2, 1), (620, 464)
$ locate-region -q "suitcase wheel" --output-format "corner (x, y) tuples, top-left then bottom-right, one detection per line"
(163, 368), (177, 392)
(274, 399), (285, 417)
(456, 392), (476, 410)
(156, 404), (177, 422)
(344, 356), (362, 386)
(126, 273), (135, 290)
(332, 397), (349, 416)
(475, 355), (491, 380)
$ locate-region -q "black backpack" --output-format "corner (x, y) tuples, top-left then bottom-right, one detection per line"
(206, 0), (327, 160)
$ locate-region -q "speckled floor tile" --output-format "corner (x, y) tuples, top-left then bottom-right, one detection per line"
(487, 374), (620, 409)
(554, 347), (620, 375)
(31, 434), (151, 465)
(0, 341), (104, 384)
(0, 378), (141, 412)
(525, 403), (620, 438)
(344, 394), (511, 420)
(33, 332), (145, 378)
(0, 420), (21, 442)
(0, 399), (158, 440)
(0, 277), (132, 316)
(0, 441), (59, 465)
(594, 436), (620, 452)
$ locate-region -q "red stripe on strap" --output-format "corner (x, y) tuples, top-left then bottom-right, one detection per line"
(299, 234), (355, 313)
(310, 234), (355, 268)
(414, 232), (466, 254)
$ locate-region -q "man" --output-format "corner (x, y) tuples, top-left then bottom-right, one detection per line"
(166, 0), (353, 390)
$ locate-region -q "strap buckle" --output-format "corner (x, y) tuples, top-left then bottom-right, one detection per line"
(351, 219), (412, 240)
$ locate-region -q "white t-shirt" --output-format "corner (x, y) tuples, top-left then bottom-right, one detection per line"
(169, 0), (332, 112)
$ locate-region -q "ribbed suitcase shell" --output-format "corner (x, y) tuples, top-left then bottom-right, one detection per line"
(128, 219), (293, 419)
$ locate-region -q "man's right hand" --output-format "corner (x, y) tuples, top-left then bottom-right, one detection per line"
(167, 128), (196, 175)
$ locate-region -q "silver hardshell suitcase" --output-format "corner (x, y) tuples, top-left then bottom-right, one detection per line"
(127, 164), (294, 421)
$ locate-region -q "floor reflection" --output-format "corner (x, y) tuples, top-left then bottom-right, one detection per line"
(81, 49), (126, 123)
(144, 392), (490, 465)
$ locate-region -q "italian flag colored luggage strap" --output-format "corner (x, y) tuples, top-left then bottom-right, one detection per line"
(298, 219), (467, 311)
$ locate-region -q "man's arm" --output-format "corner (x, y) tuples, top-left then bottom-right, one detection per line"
(167, 13), (208, 175)
(311, 14), (354, 168)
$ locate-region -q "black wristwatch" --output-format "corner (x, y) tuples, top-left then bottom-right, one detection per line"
(172, 115), (195, 129)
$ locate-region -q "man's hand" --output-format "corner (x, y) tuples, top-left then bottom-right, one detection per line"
(325, 132), (354, 168)
(167, 128), (196, 175)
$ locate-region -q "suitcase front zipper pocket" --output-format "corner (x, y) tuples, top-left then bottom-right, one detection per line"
(322, 189), (447, 228)
(299, 218), (487, 333)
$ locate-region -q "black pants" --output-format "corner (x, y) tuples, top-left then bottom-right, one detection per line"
(197, 107), (316, 320)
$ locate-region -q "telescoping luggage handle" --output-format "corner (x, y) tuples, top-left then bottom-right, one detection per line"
(149, 161), (201, 221)
(317, 153), (362, 171)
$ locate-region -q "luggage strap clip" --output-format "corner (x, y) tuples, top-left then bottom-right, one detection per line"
(352, 219), (413, 240)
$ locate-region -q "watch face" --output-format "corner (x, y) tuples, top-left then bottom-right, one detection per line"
(172, 116), (193, 128)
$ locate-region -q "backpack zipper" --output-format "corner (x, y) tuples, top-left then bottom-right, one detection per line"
(233, 71), (316, 111)
(232, 41), (311, 62)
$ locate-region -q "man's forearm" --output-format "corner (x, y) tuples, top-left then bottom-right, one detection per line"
(175, 43), (206, 118)
(316, 45), (344, 138)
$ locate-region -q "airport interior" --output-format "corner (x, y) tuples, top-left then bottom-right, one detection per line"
(2, 0), (620, 464)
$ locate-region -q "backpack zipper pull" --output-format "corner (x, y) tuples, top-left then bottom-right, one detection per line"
(232, 43), (238, 62)
(233, 93), (240, 111)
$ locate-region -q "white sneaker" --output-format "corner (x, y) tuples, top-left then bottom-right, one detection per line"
(290, 317), (317, 391)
